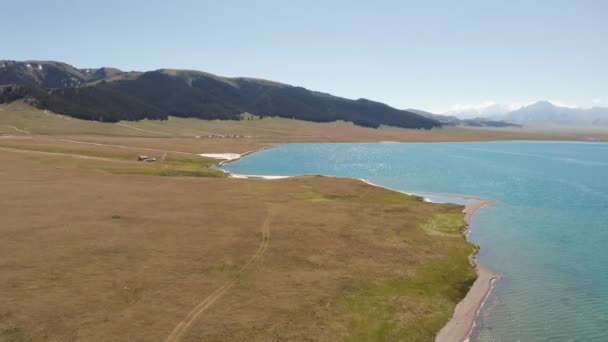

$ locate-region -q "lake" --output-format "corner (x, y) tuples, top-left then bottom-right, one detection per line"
(223, 141), (608, 341)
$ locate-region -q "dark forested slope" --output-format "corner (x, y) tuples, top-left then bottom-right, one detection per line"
(0, 61), (440, 129)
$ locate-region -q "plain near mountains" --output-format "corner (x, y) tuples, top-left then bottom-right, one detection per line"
(0, 60), (443, 129)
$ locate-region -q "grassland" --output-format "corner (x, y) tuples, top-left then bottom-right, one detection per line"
(0, 125), (478, 342)
(0, 101), (596, 341)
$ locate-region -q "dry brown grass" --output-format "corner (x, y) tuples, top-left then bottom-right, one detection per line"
(0, 141), (475, 341)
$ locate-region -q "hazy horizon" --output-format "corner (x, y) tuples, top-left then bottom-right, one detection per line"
(2, 0), (606, 113)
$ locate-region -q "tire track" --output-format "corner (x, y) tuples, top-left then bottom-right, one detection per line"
(0, 146), (120, 162)
(116, 122), (171, 135)
(164, 210), (272, 342)
(5, 125), (30, 134)
(57, 139), (193, 155)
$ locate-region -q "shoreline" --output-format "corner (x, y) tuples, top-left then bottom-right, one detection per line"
(435, 196), (499, 342)
(358, 180), (500, 342)
(205, 149), (499, 342)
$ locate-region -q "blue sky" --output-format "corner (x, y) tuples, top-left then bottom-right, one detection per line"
(3, 0), (606, 113)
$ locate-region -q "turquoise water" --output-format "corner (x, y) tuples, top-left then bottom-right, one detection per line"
(223, 141), (608, 341)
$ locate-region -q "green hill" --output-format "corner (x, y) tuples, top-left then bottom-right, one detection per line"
(0, 60), (440, 129)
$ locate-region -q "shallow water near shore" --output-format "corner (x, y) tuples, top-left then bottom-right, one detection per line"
(223, 141), (608, 341)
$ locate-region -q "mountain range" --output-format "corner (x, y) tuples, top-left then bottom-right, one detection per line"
(443, 102), (524, 119)
(407, 109), (520, 128)
(0, 60), (440, 129)
(3, 60), (599, 129)
(493, 101), (608, 126)
(445, 100), (608, 127)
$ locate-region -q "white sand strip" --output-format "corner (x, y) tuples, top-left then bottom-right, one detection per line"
(199, 153), (242, 161)
(229, 174), (290, 179)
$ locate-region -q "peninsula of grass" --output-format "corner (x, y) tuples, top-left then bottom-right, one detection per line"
(0, 104), (481, 341)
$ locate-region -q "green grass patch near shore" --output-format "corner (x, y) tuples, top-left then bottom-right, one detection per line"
(291, 184), (356, 201)
(337, 248), (477, 341)
(364, 189), (424, 204)
(421, 212), (468, 237)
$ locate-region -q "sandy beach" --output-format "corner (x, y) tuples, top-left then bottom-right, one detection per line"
(198, 152), (242, 161)
(207, 145), (276, 166)
(204, 146), (292, 179)
(435, 197), (499, 342)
